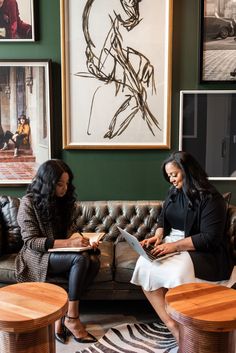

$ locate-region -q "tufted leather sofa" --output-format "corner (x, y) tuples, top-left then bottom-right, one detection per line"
(0, 196), (236, 300)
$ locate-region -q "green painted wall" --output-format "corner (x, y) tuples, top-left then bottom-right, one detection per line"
(0, 0), (236, 203)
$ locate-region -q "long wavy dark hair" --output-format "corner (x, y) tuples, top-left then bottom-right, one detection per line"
(27, 159), (76, 233)
(162, 151), (215, 202)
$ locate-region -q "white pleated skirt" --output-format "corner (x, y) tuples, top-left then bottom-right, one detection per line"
(130, 229), (227, 291)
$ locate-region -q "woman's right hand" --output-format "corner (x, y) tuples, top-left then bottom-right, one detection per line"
(140, 236), (157, 248)
(68, 233), (90, 248)
(140, 228), (164, 248)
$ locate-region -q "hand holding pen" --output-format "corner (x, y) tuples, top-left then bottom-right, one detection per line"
(77, 231), (100, 250)
(70, 232), (90, 247)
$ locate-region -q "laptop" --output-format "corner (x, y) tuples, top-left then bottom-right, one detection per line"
(118, 227), (180, 262)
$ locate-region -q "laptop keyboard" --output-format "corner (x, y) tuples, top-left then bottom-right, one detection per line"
(144, 245), (162, 260)
(144, 245), (174, 261)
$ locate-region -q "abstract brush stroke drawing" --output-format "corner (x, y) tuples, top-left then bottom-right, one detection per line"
(76, 0), (160, 140)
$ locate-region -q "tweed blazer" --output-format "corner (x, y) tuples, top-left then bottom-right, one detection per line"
(15, 194), (76, 282)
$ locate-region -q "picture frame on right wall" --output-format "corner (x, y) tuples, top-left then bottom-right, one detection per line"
(179, 90), (236, 180)
(200, 0), (236, 82)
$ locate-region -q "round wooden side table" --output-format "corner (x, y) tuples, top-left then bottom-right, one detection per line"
(165, 283), (236, 353)
(0, 282), (68, 353)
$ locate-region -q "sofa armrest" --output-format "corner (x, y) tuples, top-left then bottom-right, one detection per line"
(226, 204), (236, 263)
(0, 196), (22, 254)
(0, 215), (3, 256)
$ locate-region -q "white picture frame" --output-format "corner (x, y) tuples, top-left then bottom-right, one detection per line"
(60, 0), (172, 149)
(0, 60), (52, 185)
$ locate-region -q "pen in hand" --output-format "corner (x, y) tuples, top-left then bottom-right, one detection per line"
(78, 231), (89, 245)
(78, 231), (84, 238)
(77, 231), (98, 252)
(70, 231), (89, 247)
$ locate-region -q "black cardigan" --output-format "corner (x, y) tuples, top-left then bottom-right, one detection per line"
(157, 188), (233, 281)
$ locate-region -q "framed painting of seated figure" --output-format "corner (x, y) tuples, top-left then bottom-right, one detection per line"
(0, 60), (52, 185)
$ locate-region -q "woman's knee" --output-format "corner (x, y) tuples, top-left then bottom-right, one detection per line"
(71, 253), (90, 270)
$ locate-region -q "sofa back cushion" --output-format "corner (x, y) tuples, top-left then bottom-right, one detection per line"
(0, 196), (23, 254)
(75, 200), (163, 242)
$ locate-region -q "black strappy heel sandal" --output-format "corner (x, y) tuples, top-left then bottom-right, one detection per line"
(64, 314), (97, 343)
(55, 316), (67, 344)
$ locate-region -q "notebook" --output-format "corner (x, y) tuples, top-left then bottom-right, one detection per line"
(48, 232), (105, 252)
(118, 227), (180, 262)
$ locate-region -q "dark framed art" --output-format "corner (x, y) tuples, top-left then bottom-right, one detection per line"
(179, 90), (236, 180)
(0, 0), (35, 42)
(200, 0), (236, 82)
(0, 60), (52, 185)
(60, 0), (172, 149)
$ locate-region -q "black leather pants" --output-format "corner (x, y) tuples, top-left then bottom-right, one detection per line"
(47, 251), (100, 301)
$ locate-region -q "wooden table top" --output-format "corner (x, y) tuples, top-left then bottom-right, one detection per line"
(165, 283), (236, 332)
(0, 282), (68, 333)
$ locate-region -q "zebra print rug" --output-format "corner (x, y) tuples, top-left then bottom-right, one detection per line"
(76, 322), (178, 353)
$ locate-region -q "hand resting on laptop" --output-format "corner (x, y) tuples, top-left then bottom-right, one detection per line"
(118, 227), (180, 262)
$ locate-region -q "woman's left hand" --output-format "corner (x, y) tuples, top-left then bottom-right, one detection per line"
(151, 242), (177, 256)
(90, 241), (100, 249)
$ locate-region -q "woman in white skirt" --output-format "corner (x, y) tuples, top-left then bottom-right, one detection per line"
(131, 151), (233, 342)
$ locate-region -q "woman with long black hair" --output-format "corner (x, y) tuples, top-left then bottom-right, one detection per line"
(15, 159), (100, 344)
(131, 151), (233, 342)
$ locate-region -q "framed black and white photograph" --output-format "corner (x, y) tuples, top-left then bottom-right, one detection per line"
(200, 0), (236, 82)
(179, 90), (236, 180)
(60, 0), (172, 149)
(0, 60), (52, 185)
(0, 0), (35, 42)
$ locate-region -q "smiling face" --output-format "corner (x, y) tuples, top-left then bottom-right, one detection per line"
(165, 162), (184, 189)
(55, 172), (69, 197)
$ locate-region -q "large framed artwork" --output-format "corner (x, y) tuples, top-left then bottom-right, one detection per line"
(60, 0), (172, 149)
(179, 90), (236, 180)
(0, 60), (52, 185)
(0, 0), (35, 41)
(200, 0), (236, 82)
